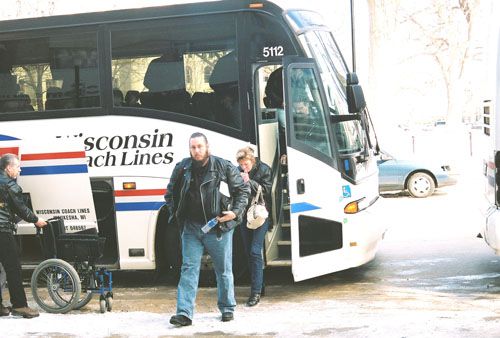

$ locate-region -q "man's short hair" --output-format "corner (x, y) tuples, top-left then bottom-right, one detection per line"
(189, 132), (208, 145)
(0, 153), (18, 171)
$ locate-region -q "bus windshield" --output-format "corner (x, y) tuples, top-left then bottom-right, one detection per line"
(303, 31), (363, 155)
(285, 10), (364, 156)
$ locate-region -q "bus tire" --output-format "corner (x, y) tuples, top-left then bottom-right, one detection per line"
(164, 222), (182, 284)
(155, 207), (181, 284)
(232, 227), (248, 283)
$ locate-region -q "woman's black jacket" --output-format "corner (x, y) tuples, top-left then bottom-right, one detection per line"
(240, 159), (272, 212)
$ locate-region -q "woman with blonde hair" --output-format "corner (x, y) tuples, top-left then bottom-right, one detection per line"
(236, 146), (272, 306)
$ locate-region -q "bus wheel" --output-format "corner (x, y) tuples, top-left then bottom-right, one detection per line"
(232, 227), (248, 283)
(163, 223), (181, 284)
(155, 208), (181, 285)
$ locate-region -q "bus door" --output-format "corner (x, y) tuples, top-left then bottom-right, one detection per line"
(283, 58), (346, 282)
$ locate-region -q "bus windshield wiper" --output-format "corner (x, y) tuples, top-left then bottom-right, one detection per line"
(329, 114), (361, 123)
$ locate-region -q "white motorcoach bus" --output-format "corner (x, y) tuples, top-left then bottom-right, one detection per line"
(0, 0), (385, 282)
(481, 25), (500, 255)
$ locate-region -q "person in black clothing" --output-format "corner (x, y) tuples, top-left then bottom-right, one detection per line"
(236, 147), (272, 307)
(165, 133), (250, 326)
(0, 263), (9, 316)
(0, 153), (47, 318)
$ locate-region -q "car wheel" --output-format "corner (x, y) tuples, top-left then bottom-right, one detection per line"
(407, 172), (435, 198)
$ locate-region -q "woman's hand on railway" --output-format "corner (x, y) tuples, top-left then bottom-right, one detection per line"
(217, 211), (236, 223)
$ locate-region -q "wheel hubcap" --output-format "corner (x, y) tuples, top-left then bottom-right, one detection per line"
(412, 178), (430, 194)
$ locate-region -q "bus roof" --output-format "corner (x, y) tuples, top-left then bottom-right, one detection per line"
(0, 0), (288, 34)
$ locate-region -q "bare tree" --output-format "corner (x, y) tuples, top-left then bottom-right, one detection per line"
(366, 0), (402, 125)
(366, 0), (485, 128)
(401, 0), (482, 124)
(16, 65), (51, 111)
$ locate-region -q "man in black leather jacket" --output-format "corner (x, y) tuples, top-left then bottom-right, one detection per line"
(165, 132), (249, 326)
(0, 153), (46, 319)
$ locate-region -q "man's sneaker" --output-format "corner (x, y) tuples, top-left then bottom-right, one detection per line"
(11, 306), (39, 319)
(221, 312), (234, 322)
(0, 305), (11, 316)
(169, 314), (192, 326)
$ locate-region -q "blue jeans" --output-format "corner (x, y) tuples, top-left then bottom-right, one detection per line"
(176, 219), (235, 319)
(240, 218), (269, 295)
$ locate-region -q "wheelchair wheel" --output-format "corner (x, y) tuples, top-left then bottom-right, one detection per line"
(105, 292), (113, 311)
(72, 263), (96, 310)
(31, 259), (81, 314)
(52, 289), (93, 310)
(50, 284), (93, 310)
(99, 295), (106, 313)
(73, 291), (94, 310)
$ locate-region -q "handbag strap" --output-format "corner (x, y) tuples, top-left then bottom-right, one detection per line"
(253, 185), (264, 205)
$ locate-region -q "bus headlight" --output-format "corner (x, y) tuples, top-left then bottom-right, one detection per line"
(344, 197), (370, 214)
(344, 201), (359, 214)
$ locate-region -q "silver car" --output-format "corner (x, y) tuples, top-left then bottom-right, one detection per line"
(377, 151), (458, 198)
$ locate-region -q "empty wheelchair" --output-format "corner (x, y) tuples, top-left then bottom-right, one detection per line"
(30, 218), (113, 314)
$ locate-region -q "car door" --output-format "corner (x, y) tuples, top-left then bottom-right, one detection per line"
(378, 152), (402, 191)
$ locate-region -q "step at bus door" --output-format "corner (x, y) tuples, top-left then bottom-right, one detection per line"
(282, 57), (345, 282)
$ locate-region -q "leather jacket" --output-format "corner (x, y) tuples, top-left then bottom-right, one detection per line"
(164, 155), (250, 231)
(0, 171), (39, 233)
(240, 159), (272, 212)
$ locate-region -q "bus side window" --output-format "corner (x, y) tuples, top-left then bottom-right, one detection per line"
(0, 34), (100, 113)
(110, 13), (240, 129)
(207, 52), (241, 128)
(140, 52), (191, 114)
(0, 42), (34, 113)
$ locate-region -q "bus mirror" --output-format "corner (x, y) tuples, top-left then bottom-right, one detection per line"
(346, 72), (366, 114)
(346, 73), (359, 85)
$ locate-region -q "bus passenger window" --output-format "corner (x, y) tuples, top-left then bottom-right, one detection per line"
(0, 42), (33, 112)
(140, 52), (190, 113)
(0, 34), (100, 113)
(207, 52), (240, 128)
(47, 44), (100, 110)
(110, 13), (241, 129)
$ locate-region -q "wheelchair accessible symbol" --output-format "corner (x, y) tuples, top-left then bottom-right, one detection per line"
(342, 185), (352, 198)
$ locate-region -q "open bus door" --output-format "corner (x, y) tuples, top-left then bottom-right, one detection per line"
(0, 134), (98, 263)
(282, 58), (347, 281)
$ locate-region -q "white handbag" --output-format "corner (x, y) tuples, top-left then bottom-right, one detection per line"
(246, 185), (268, 229)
